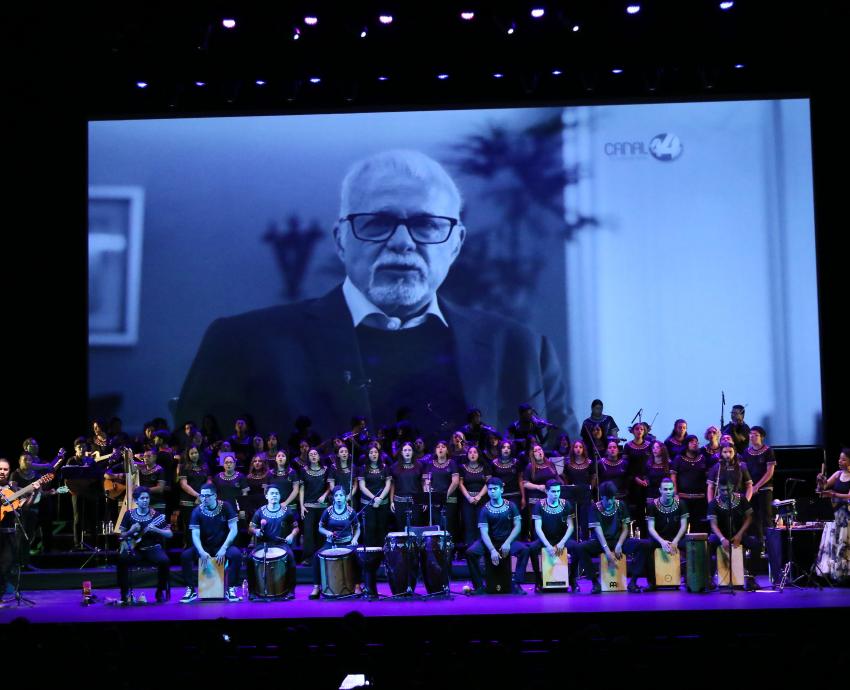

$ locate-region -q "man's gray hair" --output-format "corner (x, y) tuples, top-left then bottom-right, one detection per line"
(339, 149), (463, 217)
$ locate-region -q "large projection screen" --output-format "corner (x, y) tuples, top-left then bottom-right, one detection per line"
(88, 98), (821, 446)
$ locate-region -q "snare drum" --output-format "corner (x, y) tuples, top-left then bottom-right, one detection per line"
(248, 546), (290, 598)
(383, 532), (417, 594)
(420, 530), (454, 594)
(319, 547), (358, 598)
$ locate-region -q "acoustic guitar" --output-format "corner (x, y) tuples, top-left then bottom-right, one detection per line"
(1, 473), (55, 519)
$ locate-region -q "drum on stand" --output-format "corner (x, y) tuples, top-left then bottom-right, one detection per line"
(420, 530), (454, 594)
(685, 533), (709, 592)
(599, 551), (627, 592)
(383, 531), (417, 594)
(717, 543), (745, 586)
(319, 547), (358, 598)
(248, 546), (289, 598)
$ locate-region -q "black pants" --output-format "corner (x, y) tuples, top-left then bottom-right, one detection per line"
(71, 492), (100, 547)
(179, 504), (195, 548)
(19, 510), (37, 567)
(681, 496), (708, 533)
(466, 539), (531, 589)
(393, 499), (419, 531)
(527, 539), (580, 587)
(578, 538), (646, 585)
(180, 545), (242, 588)
(117, 546), (170, 598)
(0, 530), (18, 594)
(362, 503), (391, 547)
(301, 506), (325, 561)
(749, 489), (773, 549)
(35, 495), (56, 552)
(460, 499), (482, 548)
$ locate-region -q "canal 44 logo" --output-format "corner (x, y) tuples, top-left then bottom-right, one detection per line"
(649, 133), (683, 161)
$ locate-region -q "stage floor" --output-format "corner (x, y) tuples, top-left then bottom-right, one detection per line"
(3, 581), (849, 625)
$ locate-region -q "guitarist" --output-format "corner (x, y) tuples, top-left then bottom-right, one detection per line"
(116, 486), (172, 604)
(0, 458), (35, 596)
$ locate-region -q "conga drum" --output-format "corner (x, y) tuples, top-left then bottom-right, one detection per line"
(198, 557), (225, 600)
(383, 532), (416, 594)
(717, 544), (745, 586)
(484, 554), (513, 593)
(319, 547), (358, 598)
(654, 548), (681, 588)
(540, 548), (570, 590)
(421, 530), (454, 594)
(599, 551), (627, 592)
(685, 533), (709, 592)
(248, 546), (290, 598)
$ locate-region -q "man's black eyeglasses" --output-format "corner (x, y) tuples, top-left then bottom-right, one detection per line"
(341, 213), (459, 244)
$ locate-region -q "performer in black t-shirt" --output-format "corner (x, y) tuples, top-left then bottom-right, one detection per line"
(330, 445), (358, 507)
(309, 485), (361, 599)
(671, 437), (709, 532)
(136, 449), (168, 512)
(597, 440), (629, 500)
(358, 444), (393, 547)
(641, 478), (688, 590)
(177, 445), (209, 547)
(721, 404), (751, 454)
(707, 443), (753, 503)
(529, 479), (580, 591)
(739, 426), (776, 554)
(664, 419), (689, 461)
(422, 440), (460, 536)
(577, 481), (646, 593)
(180, 483), (242, 603)
(707, 480), (760, 590)
(465, 477), (531, 595)
(116, 486), (172, 604)
(580, 399), (619, 453)
(390, 441), (425, 529)
(298, 448), (331, 563)
(268, 450), (301, 509)
(249, 486), (299, 597)
(562, 440), (595, 540)
(459, 446), (491, 548)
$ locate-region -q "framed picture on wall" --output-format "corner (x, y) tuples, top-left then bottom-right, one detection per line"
(88, 185), (145, 346)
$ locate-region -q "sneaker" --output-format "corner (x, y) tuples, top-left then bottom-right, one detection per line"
(591, 581), (602, 594)
(225, 587), (241, 602)
(155, 588), (168, 603)
(511, 583), (527, 595)
(179, 587), (197, 603)
(627, 581), (642, 593)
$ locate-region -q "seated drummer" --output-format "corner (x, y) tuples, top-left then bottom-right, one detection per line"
(115, 486), (173, 605)
(529, 479), (581, 592)
(707, 479), (760, 590)
(465, 477), (531, 595)
(180, 482), (242, 603)
(249, 486), (299, 597)
(578, 480), (646, 593)
(309, 485), (362, 600)
(642, 477), (688, 591)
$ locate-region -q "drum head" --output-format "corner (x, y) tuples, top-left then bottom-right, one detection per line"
(386, 532), (409, 538)
(252, 546), (286, 560)
(422, 530), (447, 537)
(322, 547), (353, 558)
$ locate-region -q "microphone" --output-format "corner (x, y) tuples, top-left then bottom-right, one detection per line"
(258, 518), (267, 540)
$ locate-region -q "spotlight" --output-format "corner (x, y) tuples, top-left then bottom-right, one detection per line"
(360, 28), (367, 38)
(255, 80), (266, 86)
(734, 63), (745, 69)
(611, 68), (623, 74)
(304, 16), (318, 26)
(437, 73), (449, 80)
(136, 81), (148, 88)
(194, 81), (206, 87)
(531, 8), (545, 18)
(507, 22), (516, 34)
(493, 72), (504, 79)
(551, 69), (562, 76)
(378, 14), (393, 24)
(626, 4), (641, 14)
(460, 11), (475, 20)
(377, 75), (389, 81)
(222, 18), (236, 29)
(572, 24), (580, 32)
(309, 77), (321, 84)
(293, 28), (301, 40)
(719, 1), (734, 8)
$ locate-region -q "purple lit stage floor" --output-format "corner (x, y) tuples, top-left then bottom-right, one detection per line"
(3, 582), (849, 625)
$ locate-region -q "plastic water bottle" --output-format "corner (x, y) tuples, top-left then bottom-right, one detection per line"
(82, 580), (92, 606)
(241, 578), (248, 599)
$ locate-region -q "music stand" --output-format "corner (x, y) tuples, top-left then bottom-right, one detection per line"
(61, 465), (108, 568)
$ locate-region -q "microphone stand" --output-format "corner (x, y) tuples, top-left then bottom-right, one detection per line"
(583, 422), (603, 503)
(719, 460), (735, 596)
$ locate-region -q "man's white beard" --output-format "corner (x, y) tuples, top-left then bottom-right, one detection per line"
(367, 274), (429, 309)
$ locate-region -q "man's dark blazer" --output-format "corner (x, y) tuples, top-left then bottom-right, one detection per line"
(175, 285), (572, 439)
